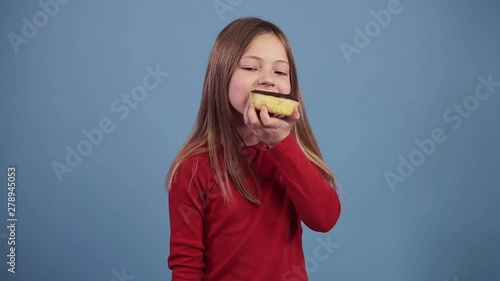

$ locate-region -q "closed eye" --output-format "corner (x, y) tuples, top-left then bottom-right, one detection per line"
(242, 66), (258, 71)
(275, 71), (288, 76)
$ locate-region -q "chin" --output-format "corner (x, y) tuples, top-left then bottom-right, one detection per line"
(230, 105), (244, 117)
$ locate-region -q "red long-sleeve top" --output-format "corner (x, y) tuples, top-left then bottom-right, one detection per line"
(167, 133), (341, 280)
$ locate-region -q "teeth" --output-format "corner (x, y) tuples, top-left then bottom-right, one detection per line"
(248, 92), (299, 117)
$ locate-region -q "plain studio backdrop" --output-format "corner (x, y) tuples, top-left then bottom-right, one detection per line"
(1, 0), (499, 280)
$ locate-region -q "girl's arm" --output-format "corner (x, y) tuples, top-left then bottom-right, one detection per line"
(267, 133), (342, 232)
(168, 158), (207, 280)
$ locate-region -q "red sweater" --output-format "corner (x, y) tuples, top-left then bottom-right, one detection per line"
(167, 133), (341, 280)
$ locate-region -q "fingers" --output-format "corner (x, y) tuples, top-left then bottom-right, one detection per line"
(259, 106), (273, 127)
(243, 101), (249, 125)
(245, 102), (300, 130)
(246, 102), (261, 127)
(288, 107), (301, 124)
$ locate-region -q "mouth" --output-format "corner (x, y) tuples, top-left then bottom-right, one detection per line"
(249, 89), (297, 100)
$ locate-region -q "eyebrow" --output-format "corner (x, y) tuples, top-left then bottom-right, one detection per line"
(241, 55), (289, 65)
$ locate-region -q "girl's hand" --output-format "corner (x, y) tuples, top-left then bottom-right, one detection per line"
(243, 101), (300, 147)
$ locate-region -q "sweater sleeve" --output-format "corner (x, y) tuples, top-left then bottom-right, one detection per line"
(167, 158), (207, 281)
(267, 133), (342, 232)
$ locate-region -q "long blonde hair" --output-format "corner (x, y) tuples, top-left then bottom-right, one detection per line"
(165, 17), (341, 204)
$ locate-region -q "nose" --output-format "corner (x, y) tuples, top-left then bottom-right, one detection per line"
(257, 69), (275, 87)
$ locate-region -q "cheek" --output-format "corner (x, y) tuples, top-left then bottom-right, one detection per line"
(278, 77), (292, 94)
(228, 72), (252, 113)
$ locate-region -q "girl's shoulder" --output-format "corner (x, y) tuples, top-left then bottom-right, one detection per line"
(171, 148), (216, 193)
(175, 147), (212, 178)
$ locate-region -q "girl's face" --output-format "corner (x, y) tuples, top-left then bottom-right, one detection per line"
(228, 33), (291, 115)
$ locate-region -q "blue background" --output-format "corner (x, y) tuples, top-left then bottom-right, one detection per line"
(1, 0), (499, 280)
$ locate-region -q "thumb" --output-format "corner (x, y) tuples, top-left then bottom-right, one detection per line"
(288, 107), (300, 124)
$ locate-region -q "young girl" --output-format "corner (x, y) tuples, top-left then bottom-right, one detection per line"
(166, 17), (342, 281)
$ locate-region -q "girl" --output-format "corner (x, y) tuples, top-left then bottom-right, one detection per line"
(166, 17), (342, 281)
